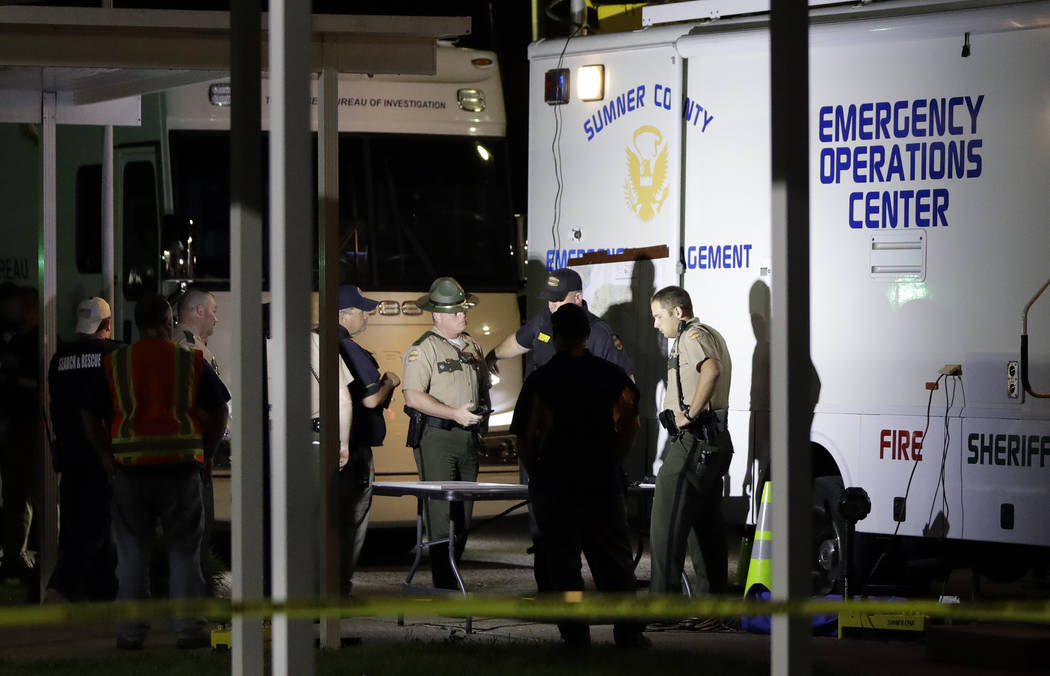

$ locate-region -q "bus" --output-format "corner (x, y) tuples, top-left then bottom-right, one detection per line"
(1, 42), (524, 528)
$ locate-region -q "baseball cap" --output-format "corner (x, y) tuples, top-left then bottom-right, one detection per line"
(337, 285), (379, 312)
(539, 268), (583, 302)
(75, 297), (111, 335)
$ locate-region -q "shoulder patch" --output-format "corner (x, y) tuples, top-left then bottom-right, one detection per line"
(537, 332), (551, 343)
(412, 331), (437, 347)
(687, 328), (701, 341)
(611, 334), (624, 351)
(407, 348), (420, 362)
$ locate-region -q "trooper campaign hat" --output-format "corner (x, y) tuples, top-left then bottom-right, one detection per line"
(75, 296), (111, 335)
(539, 268), (583, 302)
(417, 277), (478, 313)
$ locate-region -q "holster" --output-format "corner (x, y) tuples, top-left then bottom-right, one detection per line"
(693, 409), (728, 445)
(404, 406), (425, 448)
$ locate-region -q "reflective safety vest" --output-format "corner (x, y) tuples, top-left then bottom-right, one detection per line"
(104, 338), (206, 467)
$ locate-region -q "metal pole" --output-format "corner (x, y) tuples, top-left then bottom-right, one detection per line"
(673, 51), (686, 286)
(230, 0), (264, 673)
(101, 126), (114, 306)
(770, 1), (812, 675)
(317, 59), (342, 650)
(38, 90), (59, 601)
(269, 0), (315, 672)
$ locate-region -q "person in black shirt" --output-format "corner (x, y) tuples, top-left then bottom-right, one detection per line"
(510, 303), (647, 648)
(486, 267), (633, 378)
(336, 285), (399, 595)
(43, 297), (123, 603)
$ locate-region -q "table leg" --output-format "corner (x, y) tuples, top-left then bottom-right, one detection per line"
(447, 511), (472, 634)
(399, 497), (427, 627)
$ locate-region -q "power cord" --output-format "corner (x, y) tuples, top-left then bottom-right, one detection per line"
(861, 372), (943, 594)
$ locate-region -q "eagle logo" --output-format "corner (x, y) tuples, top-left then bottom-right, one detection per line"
(624, 125), (669, 222)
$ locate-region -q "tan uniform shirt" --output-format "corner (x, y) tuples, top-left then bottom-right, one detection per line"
(402, 331), (485, 410)
(175, 324), (222, 381)
(663, 317), (732, 413)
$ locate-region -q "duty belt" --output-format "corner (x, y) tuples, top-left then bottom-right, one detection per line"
(423, 414), (478, 432)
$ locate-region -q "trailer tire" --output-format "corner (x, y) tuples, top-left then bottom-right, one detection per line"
(812, 475), (846, 595)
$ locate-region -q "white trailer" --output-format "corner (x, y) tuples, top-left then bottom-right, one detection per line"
(528, 0), (1050, 589)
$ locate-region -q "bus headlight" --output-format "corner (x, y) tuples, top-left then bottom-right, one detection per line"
(457, 88), (486, 113)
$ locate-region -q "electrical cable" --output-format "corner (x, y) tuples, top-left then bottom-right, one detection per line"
(925, 374), (957, 539)
(860, 373), (942, 595)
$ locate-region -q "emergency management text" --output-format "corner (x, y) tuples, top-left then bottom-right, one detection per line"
(546, 247), (625, 270)
(817, 94), (984, 229)
(682, 243), (752, 270)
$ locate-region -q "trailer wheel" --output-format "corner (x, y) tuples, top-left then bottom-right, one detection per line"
(812, 476), (846, 595)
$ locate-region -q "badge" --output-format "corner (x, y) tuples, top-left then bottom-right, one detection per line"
(537, 332), (551, 343)
(407, 349), (419, 362)
(612, 334), (624, 351)
(437, 358), (463, 373)
(688, 328), (701, 341)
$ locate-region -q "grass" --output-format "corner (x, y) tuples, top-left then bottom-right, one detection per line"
(0, 642), (780, 676)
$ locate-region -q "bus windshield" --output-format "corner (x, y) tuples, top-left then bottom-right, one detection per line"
(168, 130), (517, 291)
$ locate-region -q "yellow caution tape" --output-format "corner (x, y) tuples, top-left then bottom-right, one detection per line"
(2, 594), (1050, 627)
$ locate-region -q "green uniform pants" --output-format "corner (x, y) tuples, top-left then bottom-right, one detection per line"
(650, 429), (733, 595)
(413, 426), (480, 589)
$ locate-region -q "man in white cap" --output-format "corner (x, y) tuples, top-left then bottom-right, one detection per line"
(402, 277), (489, 589)
(43, 297), (122, 602)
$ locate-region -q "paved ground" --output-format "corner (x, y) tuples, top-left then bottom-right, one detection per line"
(2, 513), (1049, 674)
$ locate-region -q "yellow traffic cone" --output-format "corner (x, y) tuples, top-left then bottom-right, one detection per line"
(744, 481), (773, 597)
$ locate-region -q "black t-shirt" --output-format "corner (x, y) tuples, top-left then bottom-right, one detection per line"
(510, 350), (638, 496)
(339, 326), (386, 447)
(48, 335), (123, 471)
(515, 307), (633, 378)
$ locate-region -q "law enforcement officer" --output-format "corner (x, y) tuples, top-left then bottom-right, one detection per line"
(336, 285), (399, 594)
(510, 304), (647, 648)
(175, 288), (221, 376)
(43, 297), (122, 603)
(485, 267), (632, 378)
(82, 295), (229, 649)
(174, 287), (225, 573)
(649, 285), (733, 596)
(401, 277), (488, 590)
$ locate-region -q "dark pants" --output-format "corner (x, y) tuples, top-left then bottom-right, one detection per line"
(531, 485), (644, 645)
(413, 426), (479, 590)
(1, 419), (41, 574)
(47, 461), (117, 599)
(111, 468), (206, 643)
(650, 430), (733, 595)
(339, 445), (374, 594)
